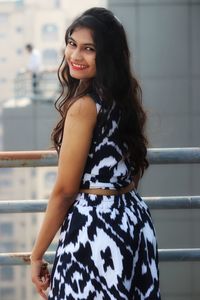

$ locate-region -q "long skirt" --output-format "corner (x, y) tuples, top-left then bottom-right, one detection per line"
(48, 190), (161, 300)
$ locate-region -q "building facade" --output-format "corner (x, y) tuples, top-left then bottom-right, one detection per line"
(0, 1), (107, 300)
(107, 1), (200, 299)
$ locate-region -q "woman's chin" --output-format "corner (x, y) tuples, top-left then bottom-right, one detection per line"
(69, 73), (85, 80)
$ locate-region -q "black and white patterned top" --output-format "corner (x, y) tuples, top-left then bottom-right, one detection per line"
(80, 92), (133, 190)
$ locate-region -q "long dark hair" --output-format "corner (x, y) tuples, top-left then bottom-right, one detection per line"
(52, 7), (148, 176)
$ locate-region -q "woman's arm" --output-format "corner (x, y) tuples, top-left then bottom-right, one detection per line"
(31, 95), (97, 298)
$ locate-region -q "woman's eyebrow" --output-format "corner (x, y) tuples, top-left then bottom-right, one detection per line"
(69, 36), (95, 47)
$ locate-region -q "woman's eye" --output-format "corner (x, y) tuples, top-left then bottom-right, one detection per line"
(68, 40), (76, 47)
(85, 47), (95, 52)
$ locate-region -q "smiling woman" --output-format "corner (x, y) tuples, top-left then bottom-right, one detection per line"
(30, 7), (161, 300)
(65, 27), (96, 80)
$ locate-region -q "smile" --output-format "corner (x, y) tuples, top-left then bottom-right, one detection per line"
(70, 62), (88, 70)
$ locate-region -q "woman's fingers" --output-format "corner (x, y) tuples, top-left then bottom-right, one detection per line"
(36, 287), (48, 300)
(31, 259), (51, 298)
(40, 274), (51, 290)
(40, 264), (51, 290)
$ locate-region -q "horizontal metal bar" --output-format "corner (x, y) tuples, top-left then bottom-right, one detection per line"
(148, 147), (200, 164)
(145, 196), (200, 209)
(0, 200), (47, 213)
(0, 252), (33, 266)
(0, 196), (200, 214)
(159, 249), (200, 262)
(0, 148), (200, 168)
(1, 249), (200, 265)
(0, 150), (57, 168)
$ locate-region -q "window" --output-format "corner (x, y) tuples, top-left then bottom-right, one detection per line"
(53, 0), (60, 8)
(42, 23), (58, 41)
(15, 0), (24, 7)
(31, 168), (36, 177)
(19, 178), (25, 184)
(42, 49), (58, 66)
(0, 266), (14, 281)
(0, 242), (15, 252)
(16, 48), (23, 55)
(21, 266), (26, 277)
(0, 13), (8, 24)
(0, 57), (6, 63)
(0, 168), (13, 174)
(31, 191), (37, 199)
(44, 171), (56, 187)
(20, 243), (25, 249)
(16, 26), (23, 33)
(21, 286), (26, 299)
(0, 33), (6, 38)
(32, 215), (37, 224)
(0, 178), (12, 187)
(0, 78), (7, 84)
(0, 223), (13, 235)
(0, 287), (14, 300)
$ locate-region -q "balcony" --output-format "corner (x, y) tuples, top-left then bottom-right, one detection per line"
(14, 70), (60, 101)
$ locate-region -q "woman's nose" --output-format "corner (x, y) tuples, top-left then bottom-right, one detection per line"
(71, 48), (82, 61)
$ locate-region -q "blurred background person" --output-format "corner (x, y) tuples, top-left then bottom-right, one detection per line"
(25, 43), (42, 95)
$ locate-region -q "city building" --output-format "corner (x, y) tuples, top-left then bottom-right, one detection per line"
(107, 1), (200, 299)
(0, 1), (107, 300)
(0, 0), (107, 104)
(0, 166), (57, 300)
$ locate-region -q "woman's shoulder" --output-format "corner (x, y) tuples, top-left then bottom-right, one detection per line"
(66, 95), (100, 127)
(67, 90), (103, 118)
(68, 95), (97, 114)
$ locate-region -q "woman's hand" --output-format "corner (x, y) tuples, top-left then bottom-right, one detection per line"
(31, 258), (51, 299)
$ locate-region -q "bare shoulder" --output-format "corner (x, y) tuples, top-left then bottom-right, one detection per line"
(67, 95), (97, 121)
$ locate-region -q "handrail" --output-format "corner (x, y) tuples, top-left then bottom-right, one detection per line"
(0, 148), (200, 266)
(0, 196), (200, 213)
(0, 147), (200, 168)
(0, 150), (57, 168)
(1, 249), (200, 265)
(148, 147), (200, 164)
(14, 69), (59, 100)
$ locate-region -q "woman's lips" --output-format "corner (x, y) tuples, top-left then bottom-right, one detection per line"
(70, 62), (88, 71)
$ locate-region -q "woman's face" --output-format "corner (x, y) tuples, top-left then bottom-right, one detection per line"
(65, 27), (96, 80)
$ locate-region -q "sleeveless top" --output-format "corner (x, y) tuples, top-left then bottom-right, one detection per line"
(80, 92), (134, 190)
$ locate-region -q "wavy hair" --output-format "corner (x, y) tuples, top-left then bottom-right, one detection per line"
(51, 7), (149, 176)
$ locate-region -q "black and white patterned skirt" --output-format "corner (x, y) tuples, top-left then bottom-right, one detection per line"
(48, 190), (161, 300)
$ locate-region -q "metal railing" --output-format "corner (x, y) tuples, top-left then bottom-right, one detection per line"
(0, 147), (200, 265)
(14, 70), (60, 100)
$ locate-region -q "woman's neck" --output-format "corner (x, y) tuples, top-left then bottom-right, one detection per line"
(75, 80), (91, 96)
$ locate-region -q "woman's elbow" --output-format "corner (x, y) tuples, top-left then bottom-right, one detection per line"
(51, 183), (79, 202)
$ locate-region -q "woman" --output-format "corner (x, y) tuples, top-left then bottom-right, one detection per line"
(31, 7), (161, 300)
